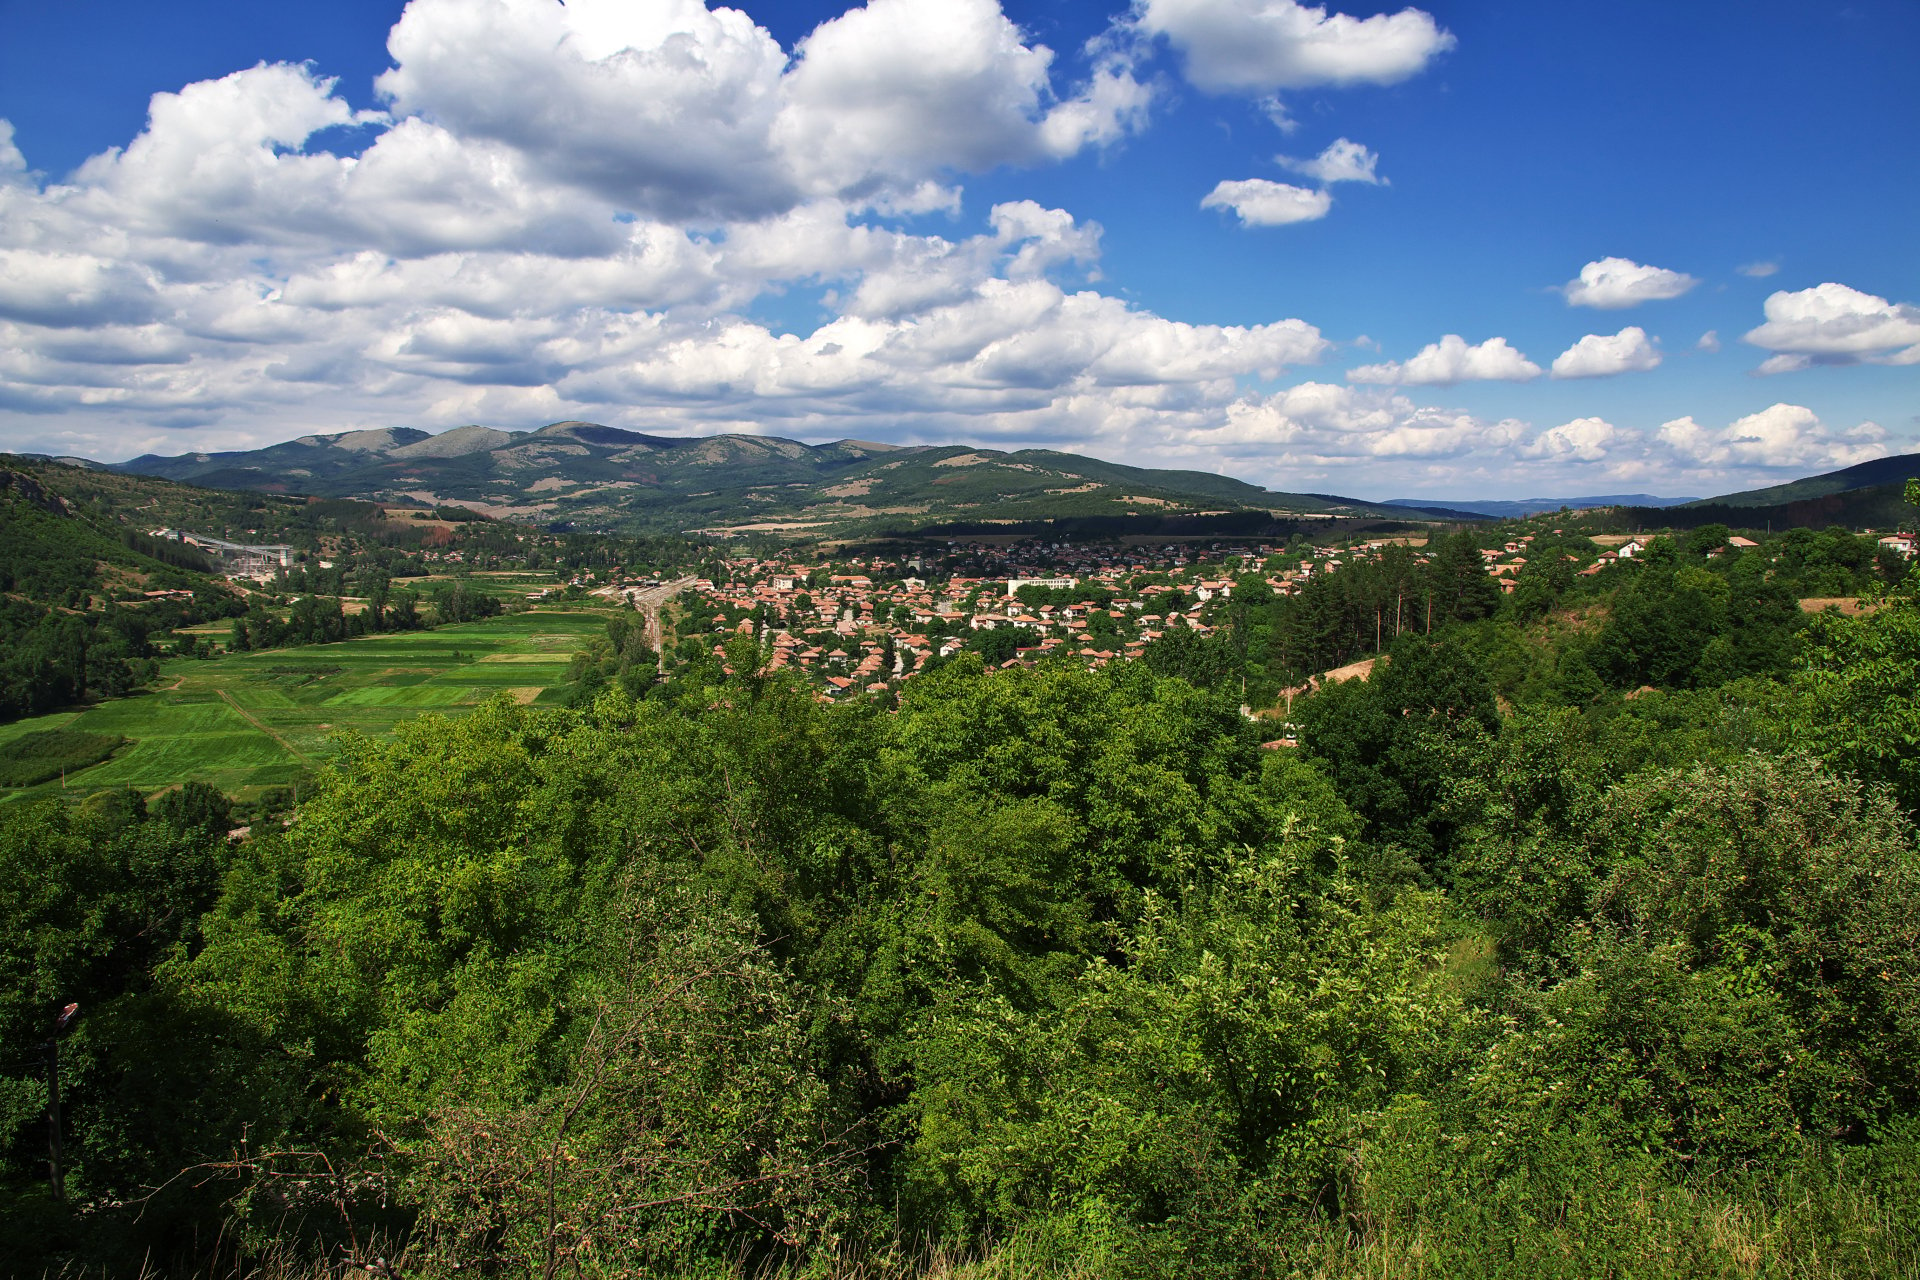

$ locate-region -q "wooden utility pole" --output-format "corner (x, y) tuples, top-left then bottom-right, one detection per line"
(46, 1038), (62, 1200)
(47, 1002), (78, 1200)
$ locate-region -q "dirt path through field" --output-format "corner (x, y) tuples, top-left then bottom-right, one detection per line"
(216, 688), (314, 765)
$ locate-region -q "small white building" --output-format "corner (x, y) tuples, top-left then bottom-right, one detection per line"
(1006, 576), (1077, 597)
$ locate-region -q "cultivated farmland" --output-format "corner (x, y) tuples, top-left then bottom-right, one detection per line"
(0, 609), (607, 800)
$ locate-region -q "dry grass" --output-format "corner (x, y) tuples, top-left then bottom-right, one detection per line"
(1798, 596), (1884, 616)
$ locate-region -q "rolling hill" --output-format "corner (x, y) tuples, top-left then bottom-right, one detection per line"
(1687, 452), (1920, 509)
(1383, 493), (1700, 519)
(111, 422), (1454, 536)
(1598, 452), (1920, 534)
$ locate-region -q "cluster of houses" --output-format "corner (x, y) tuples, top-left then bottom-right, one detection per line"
(1480, 535), (1539, 588)
(588, 536), (1471, 697)
(569, 543), (1260, 695)
(572, 519), (1920, 699)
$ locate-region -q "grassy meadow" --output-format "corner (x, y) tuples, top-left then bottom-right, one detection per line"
(0, 609), (607, 801)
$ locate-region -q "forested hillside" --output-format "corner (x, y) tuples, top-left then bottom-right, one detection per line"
(0, 463), (244, 720)
(1227, 523), (1895, 707)
(7, 521), (1920, 1276)
(110, 421), (1440, 536)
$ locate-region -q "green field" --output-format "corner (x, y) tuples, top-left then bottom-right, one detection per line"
(0, 610), (608, 800)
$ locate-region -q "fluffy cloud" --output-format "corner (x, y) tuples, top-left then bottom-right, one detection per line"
(1201, 179), (1331, 226)
(1163, 390), (1899, 495)
(1519, 416), (1627, 462)
(1550, 326), (1662, 379)
(0, 0), (1318, 462)
(1348, 334), (1540, 386)
(1278, 137), (1382, 185)
(0, 251), (165, 329)
(1743, 282), (1920, 374)
(557, 275), (1329, 409)
(1132, 0), (1454, 94)
(1655, 404), (1887, 469)
(0, 121), (30, 183)
(1173, 382), (1520, 467)
(1563, 257), (1698, 309)
(6, 0), (1898, 499)
(375, 0), (1149, 222)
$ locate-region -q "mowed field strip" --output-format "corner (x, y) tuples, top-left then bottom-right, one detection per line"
(0, 610), (608, 800)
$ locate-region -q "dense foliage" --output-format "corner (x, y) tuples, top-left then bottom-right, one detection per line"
(7, 506), (1920, 1276)
(1229, 525), (1898, 705)
(4, 570), (1920, 1276)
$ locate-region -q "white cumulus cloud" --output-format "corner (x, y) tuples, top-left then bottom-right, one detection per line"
(375, 0), (1150, 223)
(1278, 137), (1382, 185)
(1132, 0), (1454, 94)
(1743, 282), (1920, 374)
(1563, 257), (1699, 309)
(1348, 334), (1540, 386)
(1519, 416), (1628, 462)
(0, 120), (30, 183)
(0, 251), (166, 329)
(1201, 178), (1331, 226)
(1174, 382), (1521, 467)
(1655, 403), (1888, 469)
(1551, 326), (1662, 379)
(5, 0), (1902, 500)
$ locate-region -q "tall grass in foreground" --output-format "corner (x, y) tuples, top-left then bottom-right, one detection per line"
(66, 1162), (1919, 1280)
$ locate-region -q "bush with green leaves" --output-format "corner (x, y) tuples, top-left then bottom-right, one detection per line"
(4, 642), (1920, 1277)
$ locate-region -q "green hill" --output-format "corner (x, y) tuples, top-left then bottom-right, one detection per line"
(0, 459), (248, 721)
(111, 422), (1455, 535)
(1690, 452), (1920, 509)
(1597, 451), (1920, 534)
(0, 460), (236, 601)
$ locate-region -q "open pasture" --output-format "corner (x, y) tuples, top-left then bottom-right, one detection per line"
(0, 609), (607, 801)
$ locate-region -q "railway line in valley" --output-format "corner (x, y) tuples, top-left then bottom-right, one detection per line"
(624, 575), (698, 669)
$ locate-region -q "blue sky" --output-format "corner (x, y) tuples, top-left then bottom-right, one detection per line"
(0, 0), (1914, 499)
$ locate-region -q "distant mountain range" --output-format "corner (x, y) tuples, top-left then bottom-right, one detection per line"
(1385, 452), (1920, 531)
(1383, 494), (1701, 520)
(50, 423), (1920, 539)
(102, 422), (1459, 537)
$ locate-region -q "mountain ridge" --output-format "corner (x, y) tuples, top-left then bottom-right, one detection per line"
(1383, 494), (1701, 519)
(109, 422), (1463, 536)
(1687, 451), (1920, 509)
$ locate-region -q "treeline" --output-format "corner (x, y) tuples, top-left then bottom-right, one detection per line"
(0, 591), (252, 721)
(1229, 525), (1901, 703)
(7, 572), (1920, 1276)
(120, 529), (217, 575)
(229, 581), (503, 653)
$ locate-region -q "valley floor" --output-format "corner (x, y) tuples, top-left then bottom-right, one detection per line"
(0, 609), (606, 800)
